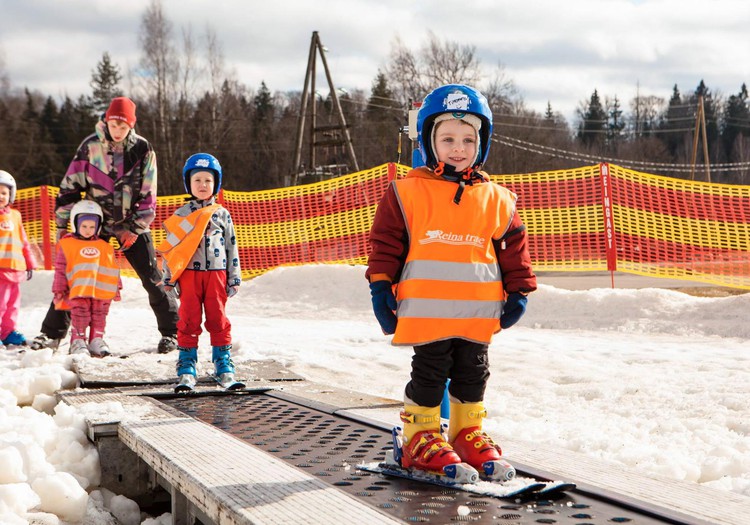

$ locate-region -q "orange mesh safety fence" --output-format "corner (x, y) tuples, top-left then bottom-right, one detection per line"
(494, 163), (750, 289)
(12, 162), (750, 289)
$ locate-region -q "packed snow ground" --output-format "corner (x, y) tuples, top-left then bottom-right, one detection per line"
(1, 265), (748, 524)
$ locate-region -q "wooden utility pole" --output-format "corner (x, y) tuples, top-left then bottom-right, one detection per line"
(291, 31), (359, 185)
(690, 95), (711, 182)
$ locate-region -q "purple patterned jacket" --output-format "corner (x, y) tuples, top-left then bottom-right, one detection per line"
(55, 120), (157, 242)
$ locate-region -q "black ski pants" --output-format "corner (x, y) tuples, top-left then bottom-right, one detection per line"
(404, 338), (490, 407)
(40, 232), (179, 339)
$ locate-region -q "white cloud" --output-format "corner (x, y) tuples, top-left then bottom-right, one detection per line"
(0, 0), (748, 124)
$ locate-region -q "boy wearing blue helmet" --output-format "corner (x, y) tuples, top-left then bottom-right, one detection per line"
(366, 85), (536, 479)
(158, 153), (242, 391)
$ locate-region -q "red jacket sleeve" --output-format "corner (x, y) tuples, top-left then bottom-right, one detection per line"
(494, 211), (537, 294)
(365, 183), (408, 282)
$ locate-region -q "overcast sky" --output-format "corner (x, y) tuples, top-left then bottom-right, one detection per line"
(1, 0), (749, 124)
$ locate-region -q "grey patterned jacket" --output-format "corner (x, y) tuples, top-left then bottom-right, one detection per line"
(162, 196), (241, 290)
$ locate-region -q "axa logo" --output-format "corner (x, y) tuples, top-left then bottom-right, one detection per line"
(80, 247), (101, 258)
(419, 229), (485, 248)
(443, 91), (471, 112)
(196, 158), (210, 168)
(0, 220), (12, 231)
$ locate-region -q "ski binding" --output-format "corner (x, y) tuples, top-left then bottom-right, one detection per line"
(174, 374), (197, 393)
(213, 372), (246, 391)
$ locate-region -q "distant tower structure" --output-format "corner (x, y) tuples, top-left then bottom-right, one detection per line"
(291, 31), (359, 185)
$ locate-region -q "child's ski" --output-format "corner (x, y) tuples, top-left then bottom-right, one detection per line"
(356, 425), (575, 500)
(356, 461), (555, 499)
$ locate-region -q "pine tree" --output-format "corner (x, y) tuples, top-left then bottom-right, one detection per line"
(722, 84), (750, 161)
(577, 90), (607, 148)
(659, 84), (690, 158)
(90, 52), (123, 113)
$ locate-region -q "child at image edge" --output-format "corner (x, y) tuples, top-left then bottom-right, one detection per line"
(158, 153), (241, 385)
(52, 200), (121, 356)
(366, 84), (537, 477)
(0, 170), (37, 350)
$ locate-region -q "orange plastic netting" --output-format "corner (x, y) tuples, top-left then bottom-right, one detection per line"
(13, 162), (750, 289)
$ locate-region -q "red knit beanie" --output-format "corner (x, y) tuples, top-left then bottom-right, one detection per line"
(105, 97), (137, 128)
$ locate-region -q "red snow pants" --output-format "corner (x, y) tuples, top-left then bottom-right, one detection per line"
(176, 270), (231, 348)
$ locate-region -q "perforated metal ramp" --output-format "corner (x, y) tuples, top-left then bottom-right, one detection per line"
(163, 394), (701, 525)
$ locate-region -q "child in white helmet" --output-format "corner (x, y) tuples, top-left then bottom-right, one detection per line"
(0, 170), (36, 349)
(366, 84), (536, 480)
(52, 200), (122, 356)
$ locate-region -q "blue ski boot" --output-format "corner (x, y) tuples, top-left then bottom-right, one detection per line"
(175, 347), (198, 393)
(212, 345), (244, 390)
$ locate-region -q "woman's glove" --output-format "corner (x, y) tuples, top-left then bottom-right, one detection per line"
(369, 280), (397, 335)
(118, 231), (139, 251)
(500, 292), (528, 329)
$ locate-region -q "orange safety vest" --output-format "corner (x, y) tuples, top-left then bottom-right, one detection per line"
(60, 237), (120, 300)
(392, 170), (517, 346)
(157, 204), (220, 282)
(0, 209), (28, 271)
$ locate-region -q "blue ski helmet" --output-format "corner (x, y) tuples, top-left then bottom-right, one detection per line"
(416, 84), (493, 169)
(182, 153), (223, 195)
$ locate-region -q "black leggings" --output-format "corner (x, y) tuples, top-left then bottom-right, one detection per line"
(41, 232), (179, 339)
(404, 338), (490, 407)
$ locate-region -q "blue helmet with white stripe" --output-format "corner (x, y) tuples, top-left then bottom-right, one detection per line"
(182, 153), (223, 195)
(416, 84), (493, 169)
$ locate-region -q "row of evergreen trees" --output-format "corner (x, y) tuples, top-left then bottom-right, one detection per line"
(1, 1), (748, 193)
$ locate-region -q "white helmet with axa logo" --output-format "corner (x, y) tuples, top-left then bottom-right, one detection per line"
(0, 170), (17, 204)
(70, 200), (104, 236)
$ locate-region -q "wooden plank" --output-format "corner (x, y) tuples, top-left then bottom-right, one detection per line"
(118, 417), (401, 525)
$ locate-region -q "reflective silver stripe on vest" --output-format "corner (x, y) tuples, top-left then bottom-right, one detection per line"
(68, 276), (120, 293)
(67, 262), (120, 293)
(165, 218), (194, 247)
(398, 298), (503, 319)
(0, 238), (25, 263)
(401, 260), (500, 283)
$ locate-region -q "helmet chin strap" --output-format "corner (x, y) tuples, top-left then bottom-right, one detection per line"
(434, 162), (483, 204)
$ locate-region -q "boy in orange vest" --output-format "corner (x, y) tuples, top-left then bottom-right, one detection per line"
(158, 153), (241, 391)
(366, 84), (537, 480)
(0, 170), (36, 350)
(52, 200), (121, 356)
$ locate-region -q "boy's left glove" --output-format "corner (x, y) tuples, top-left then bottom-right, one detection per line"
(227, 285), (239, 298)
(26, 270), (33, 281)
(164, 281), (180, 298)
(500, 292), (528, 329)
(369, 280), (397, 335)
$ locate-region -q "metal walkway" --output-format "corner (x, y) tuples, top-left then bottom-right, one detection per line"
(163, 392), (704, 525)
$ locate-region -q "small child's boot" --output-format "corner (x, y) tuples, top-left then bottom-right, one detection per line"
(400, 405), (463, 474)
(211, 344), (235, 377)
(69, 338), (88, 355)
(176, 347), (198, 378)
(449, 401), (516, 481)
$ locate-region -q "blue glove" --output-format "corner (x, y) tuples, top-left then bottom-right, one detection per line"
(369, 280), (397, 335)
(500, 292), (527, 329)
